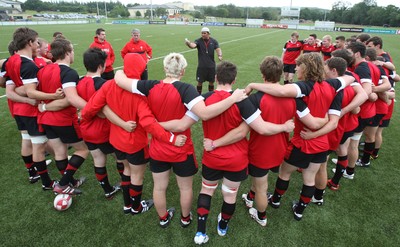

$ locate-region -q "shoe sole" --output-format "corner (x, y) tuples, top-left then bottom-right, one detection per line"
(249, 208), (267, 226)
(292, 201), (303, 221)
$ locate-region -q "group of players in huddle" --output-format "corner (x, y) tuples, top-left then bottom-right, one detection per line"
(0, 27), (396, 245)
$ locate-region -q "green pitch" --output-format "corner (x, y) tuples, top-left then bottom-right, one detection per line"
(0, 24), (399, 246)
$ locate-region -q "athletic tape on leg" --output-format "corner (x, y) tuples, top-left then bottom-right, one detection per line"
(221, 184), (238, 194)
(202, 181), (218, 189)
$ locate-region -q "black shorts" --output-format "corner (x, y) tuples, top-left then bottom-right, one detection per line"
(150, 154), (198, 177)
(248, 164), (271, 178)
(85, 141), (114, 154)
(353, 116), (374, 133)
(202, 164), (247, 182)
(340, 131), (354, 144)
(114, 147), (149, 165)
(101, 70), (115, 80)
(284, 144), (327, 169)
(42, 124), (82, 144)
(196, 67), (215, 83)
(366, 114), (385, 127)
(14, 115), (44, 136)
(283, 64), (296, 74)
(379, 119), (390, 128)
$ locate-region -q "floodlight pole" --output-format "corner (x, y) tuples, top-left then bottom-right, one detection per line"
(150, 0), (154, 20)
(104, 1), (107, 19)
(96, 2), (99, 17)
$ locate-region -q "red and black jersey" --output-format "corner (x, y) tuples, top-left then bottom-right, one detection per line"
(81, 79), (174, 154)
(302, 43), (321, 54)
(37, 63), (79, 126)
(134, 79), (201, 162)
(248, 91), (296, 169)
(90, 37), (115, 73)
(342, 71), (361, 132)
(283, 40), (303, 65)
(201, 90), (259, 172)
(1, 58), (14, 117)
(77, 76), (110, 144)
(321, 45), (336, 61)
(382, 95), (394, 121)
(291, 78), (345, 154)
(4, 54), (38, 117)
(328, 84), (359, 151)
(374, 65), (389, 115)
(380, 52), (394, 83)
(354, 61), (379, 119)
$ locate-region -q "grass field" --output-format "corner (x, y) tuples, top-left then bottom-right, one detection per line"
(1, 24), (400, 246)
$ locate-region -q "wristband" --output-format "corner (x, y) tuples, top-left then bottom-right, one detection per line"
(169, 132), (176, 143)
(42, 104), (47, 112)
(211, 141), (216, 150)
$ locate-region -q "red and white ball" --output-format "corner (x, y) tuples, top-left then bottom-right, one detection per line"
(53, 194), (72, 211)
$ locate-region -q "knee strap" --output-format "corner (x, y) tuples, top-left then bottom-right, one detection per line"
(202, 181), (218, 189)
(221, 184), (238, 194)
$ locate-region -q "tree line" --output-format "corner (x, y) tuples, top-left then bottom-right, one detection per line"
(20, 0), (400, 27)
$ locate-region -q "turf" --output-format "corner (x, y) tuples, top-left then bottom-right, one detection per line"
(0, 24), (399, 246)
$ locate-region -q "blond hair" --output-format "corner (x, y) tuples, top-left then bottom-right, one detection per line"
(163, 53), (188, 78)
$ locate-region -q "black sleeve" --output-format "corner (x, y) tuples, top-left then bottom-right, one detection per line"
(136, 80), (160, 96)
(381, 53), (391, 63)
(378, 66), (388, 78)
(354, 63), (371, 82)
(294, 80), (314, 97)
(295, 98), (308, 112)
(21, 61), (39, 81)
(329, 90), (343, 113)
(174, 81), (201, 105)
(94, 77), (108, 91)
(236, 98), (258, 120)
(248, 91), (263, 109)
(60, 67), (79, 85)
(325, 78), (345, 91)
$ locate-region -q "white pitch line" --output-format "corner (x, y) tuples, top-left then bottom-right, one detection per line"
(0, 29), (283, 98)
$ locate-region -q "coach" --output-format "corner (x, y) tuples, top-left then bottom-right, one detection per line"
(185, 27), (222, 94)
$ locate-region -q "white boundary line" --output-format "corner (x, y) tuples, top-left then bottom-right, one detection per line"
(0, 29), (283, 98)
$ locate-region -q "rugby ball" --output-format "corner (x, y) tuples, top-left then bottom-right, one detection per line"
(54, 194), (72, 211)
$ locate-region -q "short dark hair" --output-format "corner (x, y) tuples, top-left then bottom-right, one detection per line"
(53, 31), (63, 38)
(366, 36), (383, 49)
(309, 34), (317, 39)
(83, 48), (107, 72)
(356, 33), (371, 43)
(7, 41), (18, 55)
(331, 49), (354, 67)
(216, 61), (237, 85)
(96, 28), (105, 35)
(347, 41), (366, 58)
(335, 36), (345, 41)
(259, 56), (282, 83)
(50, 38), (72, 61)
(366, 48), (377, 61)
(326, 57), (347, 76)
(13, 27), (38, 51)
